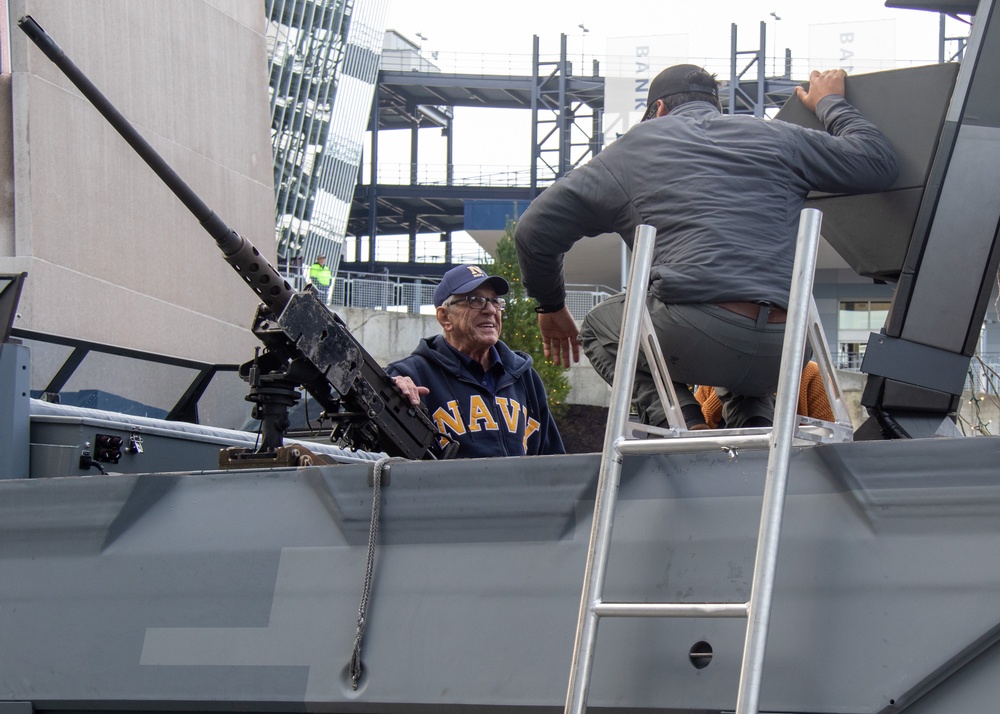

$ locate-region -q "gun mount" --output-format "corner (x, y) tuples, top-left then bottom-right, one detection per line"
(17, 15), (454, 461)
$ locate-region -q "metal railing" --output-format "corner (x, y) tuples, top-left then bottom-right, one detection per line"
(371, 162), (532, 188)
(330, 274), (435, 313)
(379, 48), (944, 83)
(313, 269), (613, 320)
(346, 237), (492, 266)
(968, 352), (1000, 394)
(565, 289), (613, 321)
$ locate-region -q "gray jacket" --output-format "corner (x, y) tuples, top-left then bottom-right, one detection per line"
(515, 95), (899, 309)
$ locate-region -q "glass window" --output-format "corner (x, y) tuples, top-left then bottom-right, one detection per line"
(837, 300), (893, 369)
(839, 300), (892, 331)
(868, 301), (891, 331)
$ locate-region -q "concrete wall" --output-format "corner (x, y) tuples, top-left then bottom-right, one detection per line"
(0, 76), (13, 261)
(339, 307), (440, 367)
(2, 0), (273, 365)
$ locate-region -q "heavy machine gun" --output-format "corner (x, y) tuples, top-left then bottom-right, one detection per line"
(18, 16), (456, 461)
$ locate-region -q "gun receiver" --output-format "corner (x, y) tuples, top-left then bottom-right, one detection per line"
(18, 15), (453, 460)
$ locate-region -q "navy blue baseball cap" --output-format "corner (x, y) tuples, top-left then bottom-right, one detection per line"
(434, 265), (509, 307)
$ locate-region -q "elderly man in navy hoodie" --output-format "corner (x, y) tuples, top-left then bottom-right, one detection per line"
(388, 264), (565, 458)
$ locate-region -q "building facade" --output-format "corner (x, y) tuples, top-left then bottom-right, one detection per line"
(266, 0), (389, 284)
(1, 0), (275, 367)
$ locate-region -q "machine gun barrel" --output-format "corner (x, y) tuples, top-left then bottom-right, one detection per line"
(17, 15), (294, 315)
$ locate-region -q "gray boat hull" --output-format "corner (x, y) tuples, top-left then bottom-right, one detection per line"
(2, 438), (999, 713)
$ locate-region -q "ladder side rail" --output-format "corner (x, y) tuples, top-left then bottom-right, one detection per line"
(735, 208), (824, 714)
(639, 310), (687, 431)
(807, 296), (854, 429)
(564, 224), (658, 714)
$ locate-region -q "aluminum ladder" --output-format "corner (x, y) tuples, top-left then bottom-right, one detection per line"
(565, 208), (829, 714)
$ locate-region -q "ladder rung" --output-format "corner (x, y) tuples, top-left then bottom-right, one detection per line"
(593, 601), (749, 618)
(616, 433), (770, 456)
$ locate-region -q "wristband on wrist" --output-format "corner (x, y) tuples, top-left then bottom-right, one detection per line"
(533, 303), (565, 314)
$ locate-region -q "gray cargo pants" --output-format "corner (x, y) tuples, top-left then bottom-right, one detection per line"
(578, 293), (786, 428)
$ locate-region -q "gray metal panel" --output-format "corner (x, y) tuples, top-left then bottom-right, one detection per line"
(861, 332), (970, 394)
(28, 418), (239, 477)
(774, 63), (959, 279)
(850, 0), (1000, 419)
(2, 440), (1000, 712)
(896, 0), (1000, 353)
(0, 344), (29, 479)
(775, 63), (958, 193)
(902, 124), (1000, 351)
(886, 0), (979, 13)
(28, 399), (381, 478)
(886, 0), (1000, 354)
(904, 636), (1000, 714)
(804, 189), (923, 278)
(847, 1), (1000, 419)
(0, 704), (32, 714)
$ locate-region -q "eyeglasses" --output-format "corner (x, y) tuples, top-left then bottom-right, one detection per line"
(447, 295), (506, 312)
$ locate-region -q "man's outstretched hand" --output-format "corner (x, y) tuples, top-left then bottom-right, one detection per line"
(795, 68), (847, 113)
(538, 306), (580, 368)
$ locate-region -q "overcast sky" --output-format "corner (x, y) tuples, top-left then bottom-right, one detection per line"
(384, 1), (950, 68)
